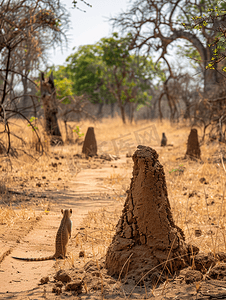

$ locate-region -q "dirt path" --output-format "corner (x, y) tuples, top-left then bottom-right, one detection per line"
(0, 157), (130, 295)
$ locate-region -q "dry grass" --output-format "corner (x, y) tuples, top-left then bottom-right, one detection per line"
(74, 207), (123, 261)
(2, 117), (226, 300)
(0, 204), (36, 226)
(64, 117), (226, 256)
(1, 116), (226, 256)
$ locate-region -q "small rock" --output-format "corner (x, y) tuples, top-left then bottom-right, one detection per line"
(195, 229), (202, 237)
(92, 271), (101, 277)
(200, 177), (208, 184)
(216, 252), (226, 262)
(40, 276), (49, 285)
(52, 286), (61, 295)
(180, 268), (203, 284)
(209, 263), (226, 280)
(79, 251), (85, 258)
(54, 270), (71, 283)
(206, 230), (214, 235)
(194, 253), (216, 272)
(189, 191), (197, 198)
(65, 280), (83, 293)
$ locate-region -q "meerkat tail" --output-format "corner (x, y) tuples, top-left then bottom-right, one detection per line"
(12, 208), (72, 263)
(12, 255), (55, 261)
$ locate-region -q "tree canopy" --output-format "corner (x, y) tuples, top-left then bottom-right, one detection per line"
(0, 0), (70, 154)
(110, 0), (226, 94)
(63, 33), (164, 123)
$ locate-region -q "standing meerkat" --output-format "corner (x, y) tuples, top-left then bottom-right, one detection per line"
(161, 132), (167, 147)
(12, 209), (72, 261)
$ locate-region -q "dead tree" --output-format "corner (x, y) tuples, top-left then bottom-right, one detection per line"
(40, 72), (63, 146)
(192, 90), (226, 144)
(0, 0), (69, 155)
(58, 95), (96, 144)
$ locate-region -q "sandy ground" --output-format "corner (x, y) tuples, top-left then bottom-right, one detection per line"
(1, 127), (226, 299)
(0, 154), (130, 298)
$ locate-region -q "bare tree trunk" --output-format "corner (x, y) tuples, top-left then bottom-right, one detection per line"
(129, 102), (135, 123)
(119, 104), (126, 124)
(183, 101), (191, 120)
(40, 72), (63, 146)
(21, 77), (31, 117)
(110, 102), (115, 118)
(96, 102), (103, 118)
(158, 92), (164, 121)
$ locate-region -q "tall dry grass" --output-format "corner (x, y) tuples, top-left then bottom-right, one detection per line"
(1, 117), (226, 256)
(66, 117), (226, 256)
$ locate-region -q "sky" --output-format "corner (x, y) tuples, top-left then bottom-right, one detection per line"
(50, 0), (130, 66)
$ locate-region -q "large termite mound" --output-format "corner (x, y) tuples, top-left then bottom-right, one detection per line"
(105, 145), (198, 281)
(185, 129), (201, 160)
(82, 127), (97, 157)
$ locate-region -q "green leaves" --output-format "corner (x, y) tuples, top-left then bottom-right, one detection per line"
(65, 44), (111, 103)
(73, 126), (84, 138)
(45, 66), (73, 103)
(101, 33), (132, 68)
(27, 116), (38, 131)
(50, 32), (164, 113)
(177, 42), (202, 70)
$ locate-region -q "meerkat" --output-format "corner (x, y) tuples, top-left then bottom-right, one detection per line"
(161, 132), (167, 147)
(12, 209), (72, 261)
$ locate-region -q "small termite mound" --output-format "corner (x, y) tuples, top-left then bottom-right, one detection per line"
(105, 145), (198, 281)
(82, 127), (97, 157)
(185, 128), (201, 160)
(161, 132), (167, 146)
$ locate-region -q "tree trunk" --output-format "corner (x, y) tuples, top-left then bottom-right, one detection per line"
(183, 100), (191, 120)
(40, 72), (63, 146)
(21, 77), (31, 117)
(110, 102), (115, 118)
(119, 104), (126, 124)
(96, 102), (103, 118)
(129, 102), (135, 123)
